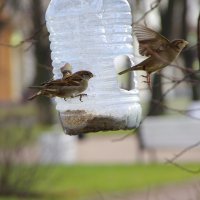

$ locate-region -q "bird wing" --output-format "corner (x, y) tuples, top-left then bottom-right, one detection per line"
(42, 79), (68, 86)
(64, 74), (83, 86)
(31, 72), (84, 90)
(43, 88), (59, 93)
(134, 25), (170, 57)
(41, 78), (80, 87)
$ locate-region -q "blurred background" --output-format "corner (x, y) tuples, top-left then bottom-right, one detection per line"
(0, 0), (200, 199)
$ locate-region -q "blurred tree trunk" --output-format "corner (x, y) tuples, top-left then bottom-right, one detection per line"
(31, 0), (54, 124)
(181, 0), (200, 100)
(148, 0), (175, 116)
(148, 74), (164, 116)
(198, 11), (200, 71)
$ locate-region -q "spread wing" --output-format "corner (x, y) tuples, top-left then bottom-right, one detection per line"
(134, 25), (170, 57)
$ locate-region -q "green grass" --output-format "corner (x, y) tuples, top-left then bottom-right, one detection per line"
(0, 164), (199, 199)
(28, 164), (200, 199)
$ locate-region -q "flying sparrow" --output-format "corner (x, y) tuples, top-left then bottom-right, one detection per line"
(118, 25), (188, 86)
(28, 70), (94, 101)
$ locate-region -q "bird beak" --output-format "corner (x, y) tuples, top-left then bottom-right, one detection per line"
(184, 41), (189, 46)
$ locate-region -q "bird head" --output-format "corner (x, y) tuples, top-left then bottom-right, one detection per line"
(75, 70), (94, 80)
(171, 39), (189, 52)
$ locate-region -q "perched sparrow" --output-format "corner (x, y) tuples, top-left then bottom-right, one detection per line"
(118, 25), (188, 86)
(28, 70), (94, 101)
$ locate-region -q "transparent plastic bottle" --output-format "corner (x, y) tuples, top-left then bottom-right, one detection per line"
(46, 0), (142, 135)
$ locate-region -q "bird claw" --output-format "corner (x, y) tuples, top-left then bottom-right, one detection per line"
(79, 94), (87, 102)
(141, 74), (151, 88)
(72, 94), (87, 102)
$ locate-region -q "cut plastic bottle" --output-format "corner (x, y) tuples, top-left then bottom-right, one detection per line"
(46, 0), (142, 135)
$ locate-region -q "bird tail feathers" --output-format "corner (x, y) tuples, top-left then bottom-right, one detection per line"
(118, 67), (135, 75)
(118, 65), (141, 75)
(28, 94), (38, 100)
(27, 91), (41, 100)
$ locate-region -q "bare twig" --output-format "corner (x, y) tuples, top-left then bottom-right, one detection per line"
(166, 159), (200, 174)
(112, 129), (137, 142)
(165, 134), (200, 174)
(169, 64), (196, 73)
(151, 100), (200, 119)
(162, 75), (189, 98)
(133, 0), (162, 25)
(0, 22), (46, 48)
(166, 141), (200, 163)
(160, 69), (200, 99)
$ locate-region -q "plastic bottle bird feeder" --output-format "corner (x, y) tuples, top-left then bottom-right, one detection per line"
(45, 0), (142, 135)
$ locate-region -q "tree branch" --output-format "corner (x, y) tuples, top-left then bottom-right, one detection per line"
(0, 22), (46, 48)
(133, 0), (162, 25)
(165, 140), (200, 174)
